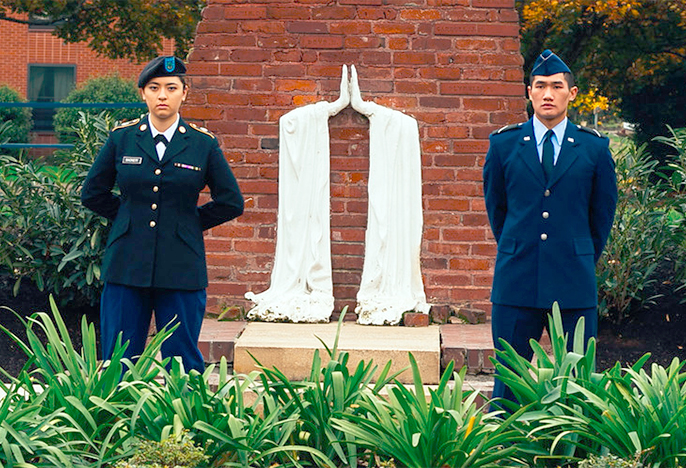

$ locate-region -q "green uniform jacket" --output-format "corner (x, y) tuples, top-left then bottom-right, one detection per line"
(81, 115), (244, 290)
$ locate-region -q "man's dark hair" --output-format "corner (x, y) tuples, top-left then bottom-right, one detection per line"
(529, 71), (576, 88)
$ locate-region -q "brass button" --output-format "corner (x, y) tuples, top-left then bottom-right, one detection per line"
(542, 211), (550, 219)
(149, 221), (156, 228)
(544, 189), (551, 197)
(154, 168), (162, 175)
(151, 203), (158, 210)
(540, 233), (548, 241)
(153, 186), (159, 192)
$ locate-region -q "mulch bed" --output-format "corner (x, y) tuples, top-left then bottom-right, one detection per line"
(0, 274), (100, 378)
(1, 272), (685, 379)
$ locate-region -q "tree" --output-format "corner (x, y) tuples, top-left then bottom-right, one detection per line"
(0, 0), (204, 61)
(517, 0), (686, 161)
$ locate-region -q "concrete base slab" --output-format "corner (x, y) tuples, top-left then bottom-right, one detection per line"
(234, 322), (441, 384)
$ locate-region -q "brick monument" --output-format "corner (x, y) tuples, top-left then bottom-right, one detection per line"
(186, 0), (526, 320)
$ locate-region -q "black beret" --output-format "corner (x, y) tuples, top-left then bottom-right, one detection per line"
(531, 49), (571, 77)
(138, 56), (186, 88)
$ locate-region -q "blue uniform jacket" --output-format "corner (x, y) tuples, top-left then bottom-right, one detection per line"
(81, 115), (244, 290)
(483, 119), (617, 309)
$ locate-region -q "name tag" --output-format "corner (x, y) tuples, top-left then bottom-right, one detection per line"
(122, 156), (142, 165)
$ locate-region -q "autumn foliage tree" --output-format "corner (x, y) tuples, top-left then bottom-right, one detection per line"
(517, 0), (686, 160)
(0, 0), (203, 61)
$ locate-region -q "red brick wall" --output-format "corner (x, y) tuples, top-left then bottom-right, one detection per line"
(187, 0), (527, 317)
(0, 19), (174, 96)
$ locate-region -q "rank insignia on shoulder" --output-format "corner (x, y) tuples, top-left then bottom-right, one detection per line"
(577, 125), (605, 138)
(112, 118), (140, 131)
(189, 122), (215, 139)
(492, 122), (524, 135)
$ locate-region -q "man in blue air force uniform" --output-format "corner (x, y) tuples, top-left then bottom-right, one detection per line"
(82, 56), (244, 372)
(483, 50), (617, 405)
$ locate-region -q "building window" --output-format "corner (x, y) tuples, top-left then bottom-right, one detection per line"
(28, 65), (75, 131)
(28, 14), (58, 31)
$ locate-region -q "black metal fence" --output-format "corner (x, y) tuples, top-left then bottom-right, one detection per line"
(0, 102), (145, 149)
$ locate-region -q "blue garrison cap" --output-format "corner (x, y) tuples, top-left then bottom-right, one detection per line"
(138, 56), (186, 88)
(531, 49), (571, 76)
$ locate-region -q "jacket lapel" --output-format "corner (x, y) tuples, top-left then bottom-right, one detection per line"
(518, 119), (546, 186)
(547, 121), (580, 187)
(135, 115), (159, 164)
(159, 117), (190, 166)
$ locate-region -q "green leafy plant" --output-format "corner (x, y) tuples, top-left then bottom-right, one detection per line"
(253, 309), (401, 467)
(126, 358), (311, 467)
(333, 355), (523, 468)
(545, 358), (686, 467)
(0, 111), (113, 306)
(492, 302), (607, 465)
(0, 85), (32, 150)
(0, 384), (77, 467)
(53, 74), (143, 144)
(597, 139), (686, 322)
(0, 297), (177, 466)
(495, 302), (686, 467)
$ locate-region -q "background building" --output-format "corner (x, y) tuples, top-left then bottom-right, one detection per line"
(0, 18), (173, 137)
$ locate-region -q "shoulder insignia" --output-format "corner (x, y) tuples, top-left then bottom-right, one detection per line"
(189, 122), (216, 139)
(492, 122), (524, 136)
(112, 118), (140, 131)
(576, 125), (605, 138)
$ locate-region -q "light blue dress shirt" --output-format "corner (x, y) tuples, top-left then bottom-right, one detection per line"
(533, 116), (567, 165)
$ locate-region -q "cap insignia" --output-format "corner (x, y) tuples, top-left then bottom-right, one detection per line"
(164, 57), (175, 73)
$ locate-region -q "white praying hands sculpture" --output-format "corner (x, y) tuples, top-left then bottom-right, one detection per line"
(246, 65), (430, 324)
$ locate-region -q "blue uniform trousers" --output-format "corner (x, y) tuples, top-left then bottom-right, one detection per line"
(100, 282), (206, 373)
(491, 303), (597, 406)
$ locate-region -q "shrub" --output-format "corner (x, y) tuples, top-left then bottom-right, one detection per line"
(0, 84), (32, 147)
(579, 455), (644, 468)
(0, 297), (179, 465)
(115, 432), (207, 468)
(2, 300), (686, 467)
(597, 138), (686, 322)
(53, 74), (143, 144)
(0, 111), (113, 306)
(334, 357), (522, 468)
(496, 303), (686, 467)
